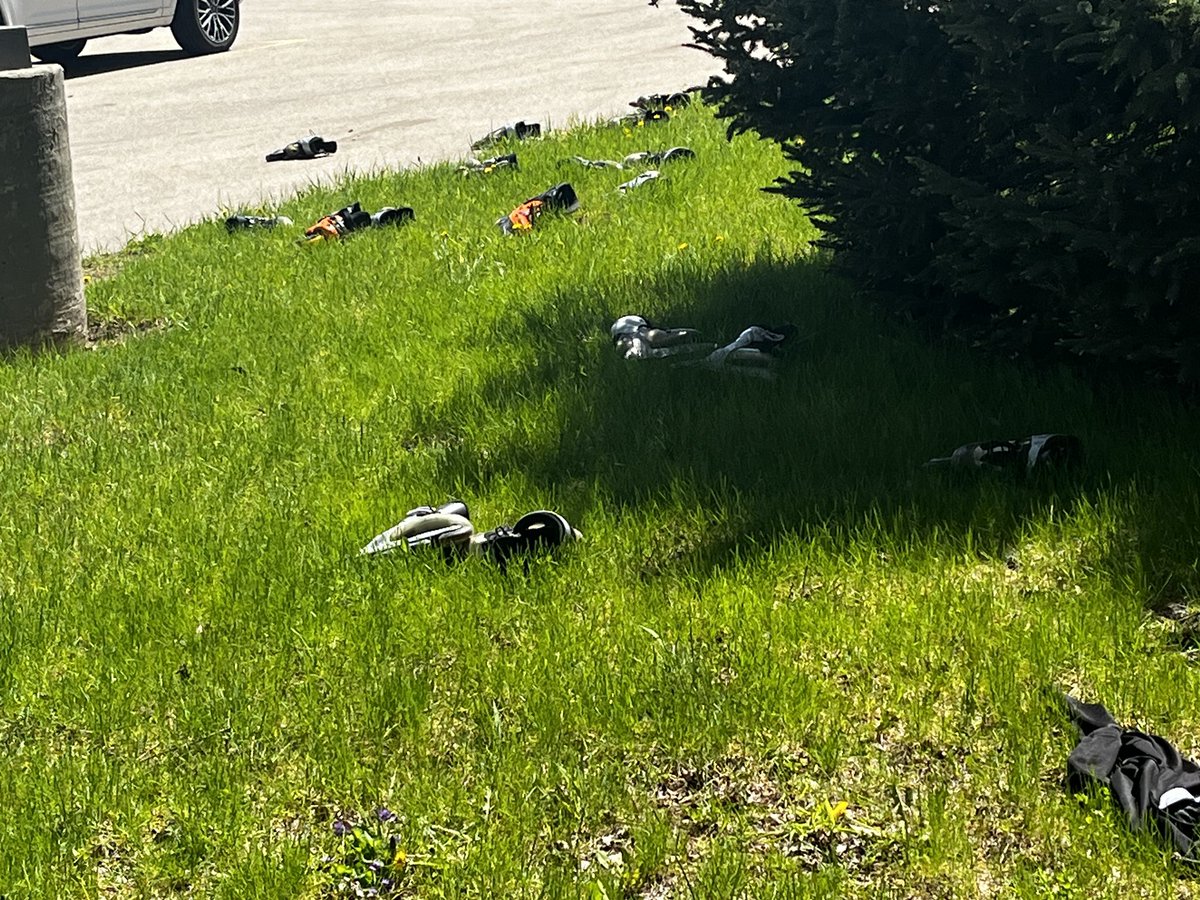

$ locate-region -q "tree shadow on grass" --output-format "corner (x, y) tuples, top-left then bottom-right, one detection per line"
(424, 252), (1200, 592)
(1090, 482), (1200, 616)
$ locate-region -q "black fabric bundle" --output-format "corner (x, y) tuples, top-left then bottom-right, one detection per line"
(1065, 695), (1200, 861)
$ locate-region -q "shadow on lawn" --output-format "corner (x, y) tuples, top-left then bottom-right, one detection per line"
(432, 253), (1200, 595)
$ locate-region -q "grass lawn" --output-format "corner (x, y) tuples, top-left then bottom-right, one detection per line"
(3, 102), (1200, 898)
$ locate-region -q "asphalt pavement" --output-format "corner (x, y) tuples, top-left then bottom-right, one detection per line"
(59, 0), (718, 252)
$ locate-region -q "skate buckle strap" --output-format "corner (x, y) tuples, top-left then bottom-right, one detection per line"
(508, 199), (543, 231)
(306, 215), (344, 241)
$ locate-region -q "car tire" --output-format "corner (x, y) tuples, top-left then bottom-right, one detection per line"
(170, 0), (239, 55)
(31, 40), (88, 65)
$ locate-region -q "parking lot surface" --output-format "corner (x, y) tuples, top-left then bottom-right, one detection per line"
(60, 0), (717, 251)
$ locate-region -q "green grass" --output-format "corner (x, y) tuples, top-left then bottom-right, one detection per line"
(2, 103), (1200, 898)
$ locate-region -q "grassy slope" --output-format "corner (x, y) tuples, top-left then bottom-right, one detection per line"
(2, 104), (1199, 898)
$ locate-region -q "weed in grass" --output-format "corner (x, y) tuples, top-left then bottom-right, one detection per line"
(80, 232), (166, 286)
(85, 314), (171, 348)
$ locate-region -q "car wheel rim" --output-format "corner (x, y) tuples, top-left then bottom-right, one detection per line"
(197, 0), (236, 44)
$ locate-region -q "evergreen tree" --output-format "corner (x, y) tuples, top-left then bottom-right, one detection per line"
(681, 0), (1200, 381)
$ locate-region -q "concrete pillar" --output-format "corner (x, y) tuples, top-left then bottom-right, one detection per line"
(0, 63), (86, 349)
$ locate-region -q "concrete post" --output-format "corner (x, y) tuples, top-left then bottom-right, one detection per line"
(0, 61), (87, 349)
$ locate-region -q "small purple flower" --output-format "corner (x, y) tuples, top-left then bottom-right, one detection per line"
(367, 859), (383, 872)
(375, 807), (396, 822)
(332, 819), (352, 836)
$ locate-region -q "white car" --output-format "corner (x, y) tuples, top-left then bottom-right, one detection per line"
(0, 0), (240, 63)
